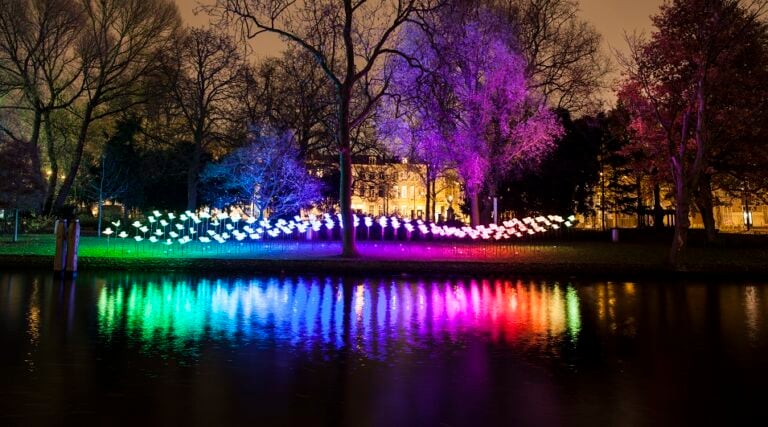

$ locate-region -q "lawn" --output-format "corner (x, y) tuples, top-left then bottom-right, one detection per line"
(1, 233), (766, 277)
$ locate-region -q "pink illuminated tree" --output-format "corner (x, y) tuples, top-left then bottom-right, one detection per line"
(382, 8), (562, 225)
(619, 0), (768, 266)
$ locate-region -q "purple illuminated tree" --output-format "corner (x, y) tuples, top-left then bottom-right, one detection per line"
(382, 8), (562, 225)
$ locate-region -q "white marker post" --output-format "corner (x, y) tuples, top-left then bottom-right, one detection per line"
(54, 220), (68, 275)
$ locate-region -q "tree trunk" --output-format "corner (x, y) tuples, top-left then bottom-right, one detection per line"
(431, 179), (437, 222)
(669, 121), (693, 268)
(669, 178), (690, 267)
(339, 0), (358, 258)
(339, 144), (357, 257)
(42, 112), (59, 214)
(669, 85), (705, 267)
(424, 166), (431, 222)
(29, 110), (45, 212)
(653, 183), (664, 230)
(97, 155), (105, 237)
(470, 189), (480, 227)
(187, 140), (202, 211)
(337, 85), (357, 257)
(53, 103), (94, 212)
(695, 173), (717, 244)
(636, 175), (644, 228)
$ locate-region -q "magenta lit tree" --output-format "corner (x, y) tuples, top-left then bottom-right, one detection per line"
(382, 9), (563, 225)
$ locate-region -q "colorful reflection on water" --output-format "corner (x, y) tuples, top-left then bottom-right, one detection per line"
(6, 272), (768, 426)
(96, 276), (582, 357)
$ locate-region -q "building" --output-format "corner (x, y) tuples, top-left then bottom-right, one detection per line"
(350, 156), (463, 221)
(580, 186), (767, 231)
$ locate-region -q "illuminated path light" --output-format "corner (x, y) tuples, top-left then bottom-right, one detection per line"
(97, 276), (582, 358)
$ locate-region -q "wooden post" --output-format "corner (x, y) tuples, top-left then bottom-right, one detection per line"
(54, 220), (68, 274)
(65, 220), (80, 277)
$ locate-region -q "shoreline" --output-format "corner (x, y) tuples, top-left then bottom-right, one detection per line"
(1, 252), (766, 281)
(2, 235), (767, 280)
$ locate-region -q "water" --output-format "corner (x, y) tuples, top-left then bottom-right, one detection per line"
(1, 271), (767, 426)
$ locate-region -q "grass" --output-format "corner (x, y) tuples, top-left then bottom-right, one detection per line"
(1, 232), (767, 278)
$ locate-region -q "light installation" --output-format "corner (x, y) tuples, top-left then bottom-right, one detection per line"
(96, 277), (582, 358)
(100, 209), (576, 253)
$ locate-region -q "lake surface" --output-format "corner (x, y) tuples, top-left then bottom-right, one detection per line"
(1, 270), (767, 426)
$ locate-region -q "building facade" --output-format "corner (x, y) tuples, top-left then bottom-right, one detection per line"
(350, 157), (463, 221)
(579, 188), (767, 231)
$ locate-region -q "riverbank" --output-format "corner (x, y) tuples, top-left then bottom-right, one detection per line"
(1, 234), (767, 279)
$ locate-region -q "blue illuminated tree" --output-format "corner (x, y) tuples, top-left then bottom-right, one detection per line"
(199, 128), (322, 219)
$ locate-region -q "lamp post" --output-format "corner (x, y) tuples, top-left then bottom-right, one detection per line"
(13, 208), (19, 243)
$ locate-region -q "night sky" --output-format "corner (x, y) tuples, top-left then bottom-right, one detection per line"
(174, 0), (664, 61)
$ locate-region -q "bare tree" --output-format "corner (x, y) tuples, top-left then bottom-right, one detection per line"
(0, 0), (85, 212)
(162, 27), (247, 210)
(251, 47), (336, 160)
(486, 0), (609, 113)
(208, 0), (440, 257)
(50, 0), (180, 211)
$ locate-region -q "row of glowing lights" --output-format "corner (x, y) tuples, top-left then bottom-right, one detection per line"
(101, 209), (576, 246)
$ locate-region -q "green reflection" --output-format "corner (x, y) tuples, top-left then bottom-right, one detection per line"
(566, 286), (581, 340)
